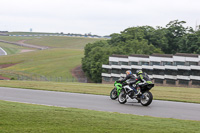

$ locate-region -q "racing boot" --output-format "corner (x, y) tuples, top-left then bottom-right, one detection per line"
(136, 97), (141, 103)
(128, 90), (134, 98)
(135, 88), (141, 96)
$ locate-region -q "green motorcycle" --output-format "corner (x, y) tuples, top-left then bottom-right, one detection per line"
(110, 79), (124, 100)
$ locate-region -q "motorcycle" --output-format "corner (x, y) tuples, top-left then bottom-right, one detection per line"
(118, 83), (154, 106)
(110, 78), (124, 100)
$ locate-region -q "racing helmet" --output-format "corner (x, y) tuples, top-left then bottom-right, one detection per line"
(126, 70), (132, 75)
(136, 70), (143, 76)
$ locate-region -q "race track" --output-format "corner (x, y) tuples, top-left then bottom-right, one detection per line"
(0, 87), (200, 121)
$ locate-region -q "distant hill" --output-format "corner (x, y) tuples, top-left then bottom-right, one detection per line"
(0, 33), (105, 81)
(0, 35), (105, 50)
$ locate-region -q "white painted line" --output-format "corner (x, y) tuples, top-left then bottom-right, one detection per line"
(0, 47), (7, 55)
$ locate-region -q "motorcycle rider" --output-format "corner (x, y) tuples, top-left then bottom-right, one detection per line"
(119, 70), (135, 82)
(118, 70), (137, 95)
(129, 69), (153, 95)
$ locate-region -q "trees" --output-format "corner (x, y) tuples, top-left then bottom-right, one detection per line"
(179, 29), (200, 54)
(82, 41), (112, 82)
(148, 27), (169, 53)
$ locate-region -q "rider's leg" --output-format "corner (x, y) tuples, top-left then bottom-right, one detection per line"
(129, 84), (137, 94)
(135, 83), (143, 95)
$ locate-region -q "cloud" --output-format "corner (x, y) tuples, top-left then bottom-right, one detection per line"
(0, 0), (199, 35)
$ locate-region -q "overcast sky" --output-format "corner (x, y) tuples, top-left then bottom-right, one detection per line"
(0, 0), (200, 36)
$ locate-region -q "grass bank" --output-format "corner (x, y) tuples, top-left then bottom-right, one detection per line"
(0, 36), (104, 49)
(0, 42), (34, 55)
(0, 80), (200, 103)
(0, 48), (83, 79)
(25, 36), (104, 49)
(0, 100), (200, 133)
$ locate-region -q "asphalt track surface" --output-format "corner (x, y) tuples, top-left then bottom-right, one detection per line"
(0, 87), (200, 121)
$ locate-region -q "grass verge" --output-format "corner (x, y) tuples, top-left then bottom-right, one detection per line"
(0, 100), (200, 133)
(0, 80), (200, 103)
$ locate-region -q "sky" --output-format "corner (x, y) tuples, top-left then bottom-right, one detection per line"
(0, 0), (200, 36)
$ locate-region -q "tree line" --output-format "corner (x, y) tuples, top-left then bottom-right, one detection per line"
(82, 20), (200, 83)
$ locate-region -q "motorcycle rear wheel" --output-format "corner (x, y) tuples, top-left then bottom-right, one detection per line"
(118, 90), (127, 104)
(140, 91), (153, 106)
(110, 88), (118, 100)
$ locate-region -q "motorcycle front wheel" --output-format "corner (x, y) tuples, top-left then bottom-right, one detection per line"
(118, 89), (127, 104)
(110, 88), (118, 100)
(140, 91), (153, 106)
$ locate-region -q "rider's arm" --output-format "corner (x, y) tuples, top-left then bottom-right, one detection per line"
(120, 77), (127, 82)
(120, 75), (129, 82)
(139, 74), (147, 83)
(131, 76), (142, 85)
(129, 79), (138, 85)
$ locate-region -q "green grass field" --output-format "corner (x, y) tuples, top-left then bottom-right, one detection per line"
(0, 100), (200, 133)
(0, 80), (200, 103)
(0, 36), (33, 42)
(0, 48), (83, 79)
(0, 35), (103, 79)
(0, 42), (34, 55)
(0, 36), (104, 49)
(25, 36), (104, 49)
